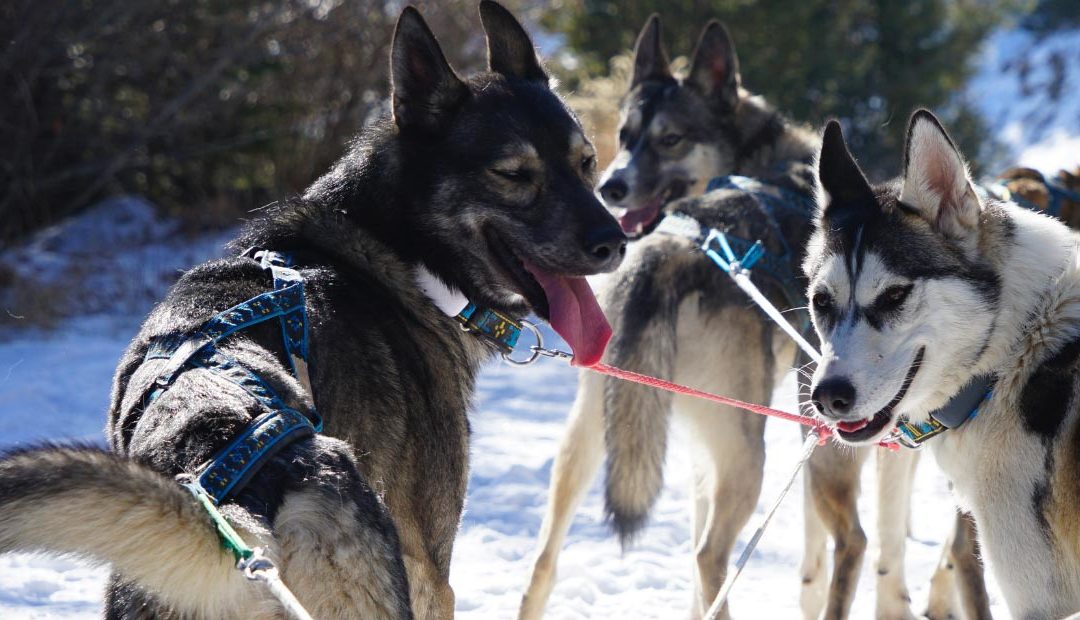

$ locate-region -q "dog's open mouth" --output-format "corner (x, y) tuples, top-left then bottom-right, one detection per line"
(834, 348), (925, 443)
(617, 179), (690, 236)
(484, 229), (611, 367)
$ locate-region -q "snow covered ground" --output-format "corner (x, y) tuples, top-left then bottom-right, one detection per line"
(0, 313), (1008, 618)
(8, 17), (1080, 619)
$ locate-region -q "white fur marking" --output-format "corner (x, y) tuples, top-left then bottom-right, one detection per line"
(415, 266), (468, 316)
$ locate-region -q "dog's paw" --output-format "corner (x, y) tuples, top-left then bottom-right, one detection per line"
(922, 606), (958, 620)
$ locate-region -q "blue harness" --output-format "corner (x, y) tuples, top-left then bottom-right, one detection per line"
(701, 175), (816, 330)
(988, 176), (1080, 219)
(143, 250), (322, 505)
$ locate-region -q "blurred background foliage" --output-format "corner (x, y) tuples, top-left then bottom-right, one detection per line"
(544, 0), (1033, 181)
(1, 0), (1073, 243)
(0, 0), (494, 243)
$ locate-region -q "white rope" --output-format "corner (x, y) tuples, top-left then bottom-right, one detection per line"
(703, 432), (819, 620)
(658, 213), (822, 362)
(241, 548), (316, 620)
(729, 268), (821, 363)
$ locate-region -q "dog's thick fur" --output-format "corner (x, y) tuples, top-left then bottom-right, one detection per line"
(0, 4), (626, 618)
(519, 18), (827, 620)
(520, 18), (989, 620)
(807, 110), (1080, 618)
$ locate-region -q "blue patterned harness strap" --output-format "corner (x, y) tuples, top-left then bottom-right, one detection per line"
(987, 176), (1080, 219)
(143, 250), (322, 505)
(702, 175), (815, 329)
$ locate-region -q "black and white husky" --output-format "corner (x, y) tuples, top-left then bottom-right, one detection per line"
(808, 109), (1080, 618)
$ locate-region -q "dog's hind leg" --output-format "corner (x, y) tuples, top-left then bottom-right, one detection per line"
(682, 401), (767, 620)
(268, 436), (413, 620)
(950, 511), (991, 619)
(801, 461), (830, 620)
(674, 305), (771, 619)
(519, 371), (606, 620)
(874, 449), (920, 620)
(806, 443), (871, 620)
(925, 510), (991, 620)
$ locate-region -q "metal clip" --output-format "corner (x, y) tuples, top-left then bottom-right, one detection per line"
(239, 546), (277, 581)
(531, 346), (574, 362)
(502, 319), (544, 366)
(885, 424), (925, 450)
(501, 319), (577, 366)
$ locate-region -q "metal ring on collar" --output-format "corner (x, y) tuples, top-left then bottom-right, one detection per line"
(502, 319), (543, 366)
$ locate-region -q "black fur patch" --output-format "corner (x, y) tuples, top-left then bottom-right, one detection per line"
(1020, 336), (1080, 439)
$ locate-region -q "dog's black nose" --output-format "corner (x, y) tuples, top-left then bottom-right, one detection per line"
(811, 377), (856, 417)
(599, 178), (628, 204)
(586, 227), (627, 265)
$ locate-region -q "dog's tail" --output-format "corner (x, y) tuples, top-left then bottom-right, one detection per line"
(601, 253), (680, 548)
(0, 444), (267, 616)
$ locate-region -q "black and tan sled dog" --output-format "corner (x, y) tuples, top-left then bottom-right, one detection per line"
(0, 3), (625, 618)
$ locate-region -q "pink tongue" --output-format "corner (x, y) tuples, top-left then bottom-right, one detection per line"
(618, 203), (661, 234)
(524, 262), (612, 367)
(837, 419), (870, 433)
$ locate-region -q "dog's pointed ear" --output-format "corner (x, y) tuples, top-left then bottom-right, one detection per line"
(390, 6), (468, 134)
(817, 120), (875, 214)
(479, 1), (548, 83)
(631, 14), (672, 87)
(687, 21), (740, 111)
(900, 110), (983, 238)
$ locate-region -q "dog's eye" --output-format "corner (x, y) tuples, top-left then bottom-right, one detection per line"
(581, 155), (596, 174)
(491, 167), (532, 183)
(812, 292), (833, 312)
(659, 133), (683, 148)
(877, 284), (912, 310)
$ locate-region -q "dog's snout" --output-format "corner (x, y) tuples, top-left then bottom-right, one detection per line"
(585, 226), (627, 268)
(599, 178), (629, 204)
(811, 377), (856, 418)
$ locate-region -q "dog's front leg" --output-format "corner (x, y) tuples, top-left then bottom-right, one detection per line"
(874, 449), (919, 620)
(519, 370), (607, 620)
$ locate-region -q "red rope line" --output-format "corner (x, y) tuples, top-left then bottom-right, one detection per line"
(587, 362), (898, 451)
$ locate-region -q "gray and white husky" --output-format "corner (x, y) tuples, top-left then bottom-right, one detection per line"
(521, 17), (989, 620)
(808, 109), (1080, 618)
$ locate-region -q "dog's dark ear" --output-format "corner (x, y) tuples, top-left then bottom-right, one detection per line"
(479, 1), (548, 83)
(900, 109), (983, 238)
(390, 6), (468, 134)
(631, 14), (672, 87)
(817, 120), (875, 214)
(687, 21), (740, 111)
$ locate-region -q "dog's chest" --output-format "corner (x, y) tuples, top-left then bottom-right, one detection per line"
(932, 393), (1048, 506)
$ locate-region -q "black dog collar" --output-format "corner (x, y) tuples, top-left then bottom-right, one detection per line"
(895, 374), (994, 448)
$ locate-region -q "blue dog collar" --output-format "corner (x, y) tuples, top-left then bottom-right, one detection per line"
(415, 265), (523, 355)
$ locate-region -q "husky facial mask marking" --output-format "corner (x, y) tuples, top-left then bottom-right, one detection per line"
(805, 113), (1001, 444)
(310, 2), (626, 366)
(597, 16), (741, 235)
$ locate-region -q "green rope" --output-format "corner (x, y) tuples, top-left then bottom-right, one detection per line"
(179, 478), (254, 563)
